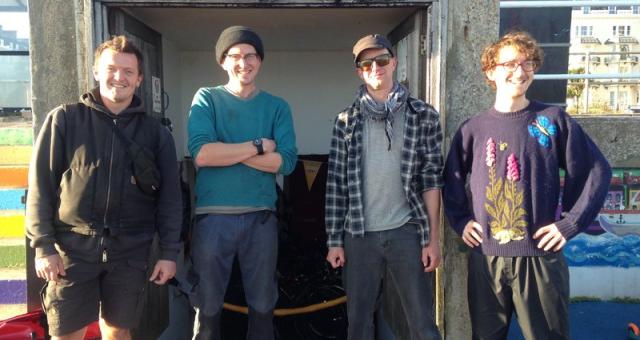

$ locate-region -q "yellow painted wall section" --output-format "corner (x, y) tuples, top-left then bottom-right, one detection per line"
(0, 215), (25, 238)
(0, 146), (32, 166)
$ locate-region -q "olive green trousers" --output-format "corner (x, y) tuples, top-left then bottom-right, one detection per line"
(467, 251), (570, 340)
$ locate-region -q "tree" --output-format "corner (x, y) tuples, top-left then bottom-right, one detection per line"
(566, 67), (585, 112)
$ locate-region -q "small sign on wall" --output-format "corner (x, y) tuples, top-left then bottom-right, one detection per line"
(396, 38), (408, 83)
(152, 76), (162, 113)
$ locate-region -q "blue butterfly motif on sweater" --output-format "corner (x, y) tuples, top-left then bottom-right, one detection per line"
(527, 115), (557, 148)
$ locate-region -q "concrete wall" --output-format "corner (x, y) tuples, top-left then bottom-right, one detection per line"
(28, 0), (86, 134)
(577, 117), (640, 167)
(441, 0), (499, 338)
(27, 0), (93, 312)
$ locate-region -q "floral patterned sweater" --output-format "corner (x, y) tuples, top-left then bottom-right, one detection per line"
(443, 101), (611, 256)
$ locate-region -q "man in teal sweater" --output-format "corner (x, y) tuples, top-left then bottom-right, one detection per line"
(187, 26), (297, 340)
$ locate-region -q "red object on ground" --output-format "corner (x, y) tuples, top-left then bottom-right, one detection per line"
(0, 309), (101, 339)
(629, 322), (640, 339)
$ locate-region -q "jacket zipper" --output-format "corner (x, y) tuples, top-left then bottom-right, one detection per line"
(102, 119), (117, 256)
(101, 235), (107, 263)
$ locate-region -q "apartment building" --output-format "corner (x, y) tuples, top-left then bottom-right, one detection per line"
(569, 5), (640, 113)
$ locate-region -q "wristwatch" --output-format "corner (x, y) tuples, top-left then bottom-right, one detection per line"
(253, 138), (264, 155)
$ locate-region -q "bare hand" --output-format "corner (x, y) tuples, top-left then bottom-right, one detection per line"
(462, 220), (483, 248)
(261, 138), (276, 153)
(421, 243), (441, 272)
(149, 260), (177, 285)
(326, 247), (345, 268)
(533, 224), (567, 252)
(35, 254), (66, 281)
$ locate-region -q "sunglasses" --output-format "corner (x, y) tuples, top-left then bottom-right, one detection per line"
(357, 54), (392, 71)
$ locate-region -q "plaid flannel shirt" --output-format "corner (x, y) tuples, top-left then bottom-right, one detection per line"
(325, 96), (444, 248)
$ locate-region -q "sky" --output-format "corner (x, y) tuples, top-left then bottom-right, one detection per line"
(0, 11), (29, 39)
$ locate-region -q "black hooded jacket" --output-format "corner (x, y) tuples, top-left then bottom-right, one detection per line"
(26, 88), (182, 262)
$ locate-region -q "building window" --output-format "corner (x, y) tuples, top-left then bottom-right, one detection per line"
(610, 91), (616, 109)
(583, 6), (590, 14)
(619, 92), (628, 111)
(620, 45), (629, 61)
(613, 25), (631, 36)
(577, 25), (593, 36)
(0, 2), (31, 118)
(633, 6), (639, 14)
(608, 6), (617, 14)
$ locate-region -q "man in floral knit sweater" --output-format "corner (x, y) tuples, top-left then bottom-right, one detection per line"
(443, 31), (611, 339)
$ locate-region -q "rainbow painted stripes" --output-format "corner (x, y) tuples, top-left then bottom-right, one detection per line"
(0, 127), (31, 238)
(0, 126), (31, 307)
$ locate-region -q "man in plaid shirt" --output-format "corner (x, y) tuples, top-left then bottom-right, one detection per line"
(325, 34), (443, 339)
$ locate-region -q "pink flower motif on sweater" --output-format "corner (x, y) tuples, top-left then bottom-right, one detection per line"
(486, 138), (496, 167)
(484, 140), (527, 244)
(506, 153), (520, 182)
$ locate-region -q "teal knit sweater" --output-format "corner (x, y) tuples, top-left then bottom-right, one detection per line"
(188, 86), (297, 210)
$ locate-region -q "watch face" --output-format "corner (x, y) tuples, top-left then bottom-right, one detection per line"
(253, 138), (262, 146)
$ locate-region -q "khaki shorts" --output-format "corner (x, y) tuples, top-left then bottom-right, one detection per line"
(41, 256), (148, 336)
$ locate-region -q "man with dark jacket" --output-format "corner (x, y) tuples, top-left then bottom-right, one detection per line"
(26, 35), (182, 340)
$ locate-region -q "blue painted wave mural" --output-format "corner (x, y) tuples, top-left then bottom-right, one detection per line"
(564, 233), (640, 268)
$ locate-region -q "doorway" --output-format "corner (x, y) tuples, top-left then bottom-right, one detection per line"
(97, 3), (437, 339)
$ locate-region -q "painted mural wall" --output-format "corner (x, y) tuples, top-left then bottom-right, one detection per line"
(563, 168), (640, 298)
(0, 122), (31, 316)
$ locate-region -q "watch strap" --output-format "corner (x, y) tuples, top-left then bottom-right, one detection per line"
(254, 138), (264, 155)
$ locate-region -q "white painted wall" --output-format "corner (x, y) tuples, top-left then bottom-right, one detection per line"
(570, 267), (640, 299)
(164, 49), (362, 159)
(161, 37), (186, 158)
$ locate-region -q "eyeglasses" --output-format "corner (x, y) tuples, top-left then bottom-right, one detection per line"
(357, 54), (392, 72)
(495, 60), (538, 72)
(225, 53), (259, 63)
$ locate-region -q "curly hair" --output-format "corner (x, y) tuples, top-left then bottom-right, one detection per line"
(481, 31), (544, 89)
(93, 35), (144, 75)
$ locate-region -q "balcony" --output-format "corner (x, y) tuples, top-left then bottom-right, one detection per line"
(581, 36), (601, 44)
(619, 36), (639, 44)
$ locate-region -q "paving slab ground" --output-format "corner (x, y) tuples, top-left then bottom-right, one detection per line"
(508, 302), (640, 340)
(1, 285), (638, 338)
(0, 304), (26, 321)
(0, 237), (25, 246)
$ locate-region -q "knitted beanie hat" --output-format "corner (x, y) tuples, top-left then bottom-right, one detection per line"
(215, 26), (264, 64)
